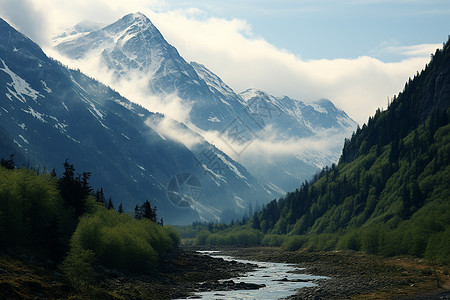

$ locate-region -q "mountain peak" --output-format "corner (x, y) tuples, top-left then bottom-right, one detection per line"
(121, 12), (153, 26)
(240, 88), (269, 101)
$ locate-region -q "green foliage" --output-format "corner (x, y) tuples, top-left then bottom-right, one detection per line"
(0, 161), (178, 294)
(195, 229), (211, 245)
(425, 226), (450, 264)
(194, 38), (450, 264)
(68, 206), (179, 272)
(0, 167), (74, 258)
(60, 245), (96, 291)
(194, 227), (262, 246)
(280, 235), (307, 251)
(336, 231), (361, 251)
(262, 234), (285, 247)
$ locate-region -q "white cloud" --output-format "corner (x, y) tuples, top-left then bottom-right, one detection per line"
(146, 9), (437, 124)
(0, 1), (440, 125)
(146, 115), (203, 149)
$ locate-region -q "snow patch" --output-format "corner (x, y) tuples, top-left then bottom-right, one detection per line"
(13, 140), (22, 148)
(208, 116), (220, 123)
(114, 99), (133, 110)
(41, 81), (52, 93)
(310, 103), (327, 114)
(17, 123), (26, 130)
(18, 135), (29, 144)
(22, 107), (47, 123)
(137, 164), (146, 171)
(215, 153), (246, 180)
(0, 59), (43, 103)
(61, 102), (69, 111)
(89, 102), (104, 119)
(234, 195), (246, 209)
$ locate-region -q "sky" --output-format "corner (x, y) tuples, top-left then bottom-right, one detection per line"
(0, 0), (449, 124)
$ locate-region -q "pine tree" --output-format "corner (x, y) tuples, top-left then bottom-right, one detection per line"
(118, 203), (124, 214)
(59, 160), (86, 217)
(141, 200), (157, 222)
(107, 198), (114, 210)
(0, 154), (15, 169)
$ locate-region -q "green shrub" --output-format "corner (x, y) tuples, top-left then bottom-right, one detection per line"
(262, 234), (285, 247)
(308, 233), (339, 251)
(67, 207), (178, 272)
(281, 235), (307, 251)
(195, 230), (211, 245)
(425, 226), (450, 264)
(60, 245), (96, 291)
(337, 231), (361, 251)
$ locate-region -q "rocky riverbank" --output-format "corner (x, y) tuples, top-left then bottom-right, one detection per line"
(1, 247), (449, 299)
(212, 246), (450, 300)
(0, 249), (259, 299)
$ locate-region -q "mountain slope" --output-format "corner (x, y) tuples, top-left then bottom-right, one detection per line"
(0, 17), (275, 224)
(54, 12), (249, 132)
(250, 39), (450, 262)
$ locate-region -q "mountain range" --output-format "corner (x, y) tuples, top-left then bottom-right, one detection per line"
(0, 17), (278, 224)
(53, 12), (357, 192)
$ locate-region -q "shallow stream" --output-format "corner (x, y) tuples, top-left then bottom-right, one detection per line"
(184, 250), (329, 300)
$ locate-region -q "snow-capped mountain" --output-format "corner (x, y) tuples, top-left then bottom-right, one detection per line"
(0, 17), (275, 224)
(239, 88), (356, 138)
(54, 12), (357, 193)
(54, 12), (254, 132)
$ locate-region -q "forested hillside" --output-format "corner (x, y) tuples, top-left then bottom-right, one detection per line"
(0, 161), (180, 293)
(192, 38), (450, 264)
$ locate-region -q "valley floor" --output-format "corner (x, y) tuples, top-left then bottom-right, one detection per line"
(0, 247), (449, 299)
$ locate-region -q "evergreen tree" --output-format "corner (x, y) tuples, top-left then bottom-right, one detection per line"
(134, 204), (142, 220)
(0, 154), (15, 169)
(141, 200), (157, 222)
(107, 198), (115, 210)
(118, 203), (124, 214)
(59, 160), (88, 218)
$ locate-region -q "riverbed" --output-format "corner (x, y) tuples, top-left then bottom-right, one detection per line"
(182, 250), (329, 300)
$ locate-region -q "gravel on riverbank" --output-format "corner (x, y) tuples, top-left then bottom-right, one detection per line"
(209, 246), (450, 300)
(1, 246), (449, 299)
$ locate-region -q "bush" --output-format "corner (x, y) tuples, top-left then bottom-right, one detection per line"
(262, 234), (285, 247)
(281, 235), (307, 251)
(425, 226), (450, 264)
(66, 207), (178, 273)
(195, 230), (211, 245)
(60, 245), (96, 291)
(361, 224), (385, 255)
(337, 231), (361, 251)
(308, 234), (339, 251)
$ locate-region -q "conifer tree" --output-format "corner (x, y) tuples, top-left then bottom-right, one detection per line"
(107, 198), (114, 210)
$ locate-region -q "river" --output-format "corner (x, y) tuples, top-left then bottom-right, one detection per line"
(180, 250), (329, 300)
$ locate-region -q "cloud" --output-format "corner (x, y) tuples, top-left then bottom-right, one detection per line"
(0, 0), (167, 47)
(0, 1), (440, 125)
(145, 115), (203, 149)
(0, 0), (49, 45)
(46, 46), (193, 124)
(374, 43), (441, 57)
(146, 9), (438, 124)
